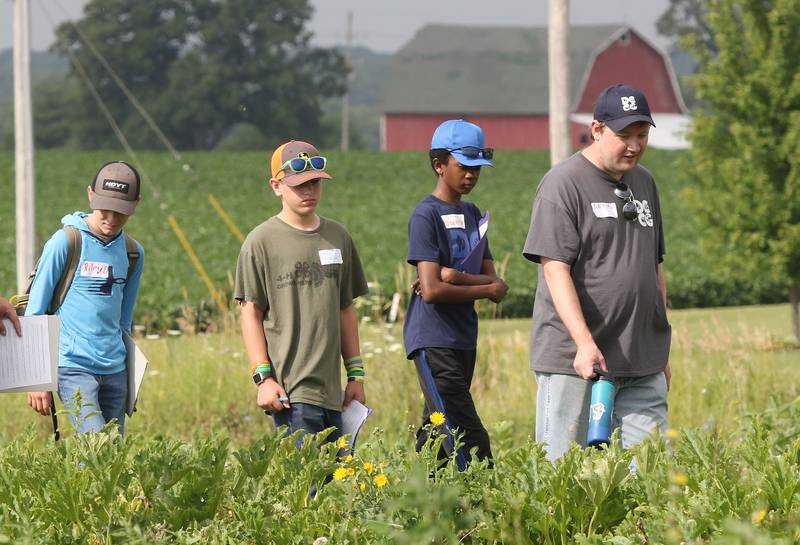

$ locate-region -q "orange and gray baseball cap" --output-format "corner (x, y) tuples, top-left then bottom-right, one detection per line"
(270, 140), (332, 186)
(90, 161), (141, 216)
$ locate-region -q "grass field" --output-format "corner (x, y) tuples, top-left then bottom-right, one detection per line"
(2, 149), (785, 329)
(0, 304), (796, 444)
(0, 305), (798, 543)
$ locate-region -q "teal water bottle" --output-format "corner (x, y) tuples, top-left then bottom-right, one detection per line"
(587, 369), (615, 447)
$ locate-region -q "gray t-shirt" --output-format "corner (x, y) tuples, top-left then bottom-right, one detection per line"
(522, 152), (671, 377)
(234, 216), (368, 411)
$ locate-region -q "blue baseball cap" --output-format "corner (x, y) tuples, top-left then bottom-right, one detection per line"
(431, 119), (494, 167)
(593, 84), (656, 132)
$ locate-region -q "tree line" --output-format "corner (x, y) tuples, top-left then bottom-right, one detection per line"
(19, 0), (347, 151)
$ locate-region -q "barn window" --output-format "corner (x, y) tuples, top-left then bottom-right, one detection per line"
(619, 32), (631, 46)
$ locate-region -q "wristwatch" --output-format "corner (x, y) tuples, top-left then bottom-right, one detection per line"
(253, 371), (272, 386)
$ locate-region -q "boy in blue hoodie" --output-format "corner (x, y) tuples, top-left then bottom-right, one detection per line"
(26, 161), (144, 435)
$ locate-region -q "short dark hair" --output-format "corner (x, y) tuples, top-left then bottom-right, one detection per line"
(429, 148), (450, 174)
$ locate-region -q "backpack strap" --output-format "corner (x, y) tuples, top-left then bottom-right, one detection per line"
(123, 233), (140, 282)
(48, 226), (82, 314)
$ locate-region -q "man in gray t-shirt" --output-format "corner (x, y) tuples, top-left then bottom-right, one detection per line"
(523, 84), (672, 461)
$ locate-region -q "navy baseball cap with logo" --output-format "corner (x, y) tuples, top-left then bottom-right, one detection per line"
(593, 84), (656, 132)
(431, 119), (494, 167)
(90, 161), (141, 216)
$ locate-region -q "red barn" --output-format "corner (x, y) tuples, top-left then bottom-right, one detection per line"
(380, 25), (690, 151)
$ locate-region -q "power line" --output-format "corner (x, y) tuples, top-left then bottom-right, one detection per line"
(35, 0), (164, 204)
(36, 0), (230, 312)
(48, 0), (184, 163)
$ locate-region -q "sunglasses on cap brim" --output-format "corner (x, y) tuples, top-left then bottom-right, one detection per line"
(281, 155), (327, 174)
(448, 146), (494, 160)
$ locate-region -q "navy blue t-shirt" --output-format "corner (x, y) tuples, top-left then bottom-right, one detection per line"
(403, 195), (492, 358)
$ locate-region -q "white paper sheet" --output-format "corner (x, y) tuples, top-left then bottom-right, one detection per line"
(341, 398), (372, 449)
(0, 315), (59, 392)
(124, 332), (148, 416)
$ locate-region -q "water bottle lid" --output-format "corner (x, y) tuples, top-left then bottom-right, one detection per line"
(591, 366), (611, 382)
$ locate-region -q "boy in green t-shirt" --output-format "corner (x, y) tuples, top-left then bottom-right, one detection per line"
(234, 140), (369, 446)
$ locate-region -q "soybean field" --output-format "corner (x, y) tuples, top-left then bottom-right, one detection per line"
(0, 149), (785, 330)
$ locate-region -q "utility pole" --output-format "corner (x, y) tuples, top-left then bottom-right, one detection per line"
(548, 0), (570, 166)
(14, 0), (36, 291)
(340, 11), (353, 152)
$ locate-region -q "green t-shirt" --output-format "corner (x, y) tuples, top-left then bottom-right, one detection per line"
(234, 216), (368, 411)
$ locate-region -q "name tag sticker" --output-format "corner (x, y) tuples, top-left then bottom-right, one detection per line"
(80, 261), (109, 278)
(591, 202), (618, 219)
(319, 249), (343, 265)
(441, 214), (466, 229)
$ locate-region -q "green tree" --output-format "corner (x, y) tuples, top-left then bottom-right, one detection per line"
(682, 0), (800, 342)
(32, 77), (81, 148)
(51, 0), (345, 150)
(656, 0), (716, 55)
(53, 0), (209, 149)
(156, 0), (346, 149)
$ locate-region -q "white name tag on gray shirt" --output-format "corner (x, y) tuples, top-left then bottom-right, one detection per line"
(591, 202), (618, 219)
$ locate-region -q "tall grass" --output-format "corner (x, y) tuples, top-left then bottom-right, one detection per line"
(0, 304), (795, 446)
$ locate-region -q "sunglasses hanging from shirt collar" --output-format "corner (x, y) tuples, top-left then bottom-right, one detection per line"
(613, 182), (639, 222)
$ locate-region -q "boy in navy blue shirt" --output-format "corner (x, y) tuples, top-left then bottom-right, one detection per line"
(403, 119), (508, 470)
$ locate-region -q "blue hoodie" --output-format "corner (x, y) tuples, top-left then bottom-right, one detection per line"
(25, 212), (145, 375)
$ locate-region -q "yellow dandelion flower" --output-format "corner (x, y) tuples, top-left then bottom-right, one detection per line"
(429, 411), (445, 426)
(374, 473), (388, 487)
(670, 472), (688, 486)
(343, 454), (353, 463)
(333, 468), (348, 481)
(359, 482), (366, 491)
(752, 510), (767, 524)
(346, 467), (355, 477)
(335, 436), (348, 450)
(363, 462), (375, 474)
(664, 428), (680, 440)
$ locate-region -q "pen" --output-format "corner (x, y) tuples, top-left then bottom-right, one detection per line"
(264, 395), (290, 416)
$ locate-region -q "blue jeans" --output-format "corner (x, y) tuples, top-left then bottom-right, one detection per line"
(273, 403), (343, 449)
(535, 371), (668, 462)
(58, 367), (128, 435)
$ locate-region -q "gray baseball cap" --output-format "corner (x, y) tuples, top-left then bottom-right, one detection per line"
(90, 161), (141, 215)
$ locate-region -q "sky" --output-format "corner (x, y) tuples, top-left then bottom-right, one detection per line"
(0, 0), (672, 54)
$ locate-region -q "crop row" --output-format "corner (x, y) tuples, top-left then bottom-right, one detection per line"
(0, 150), (787, 328)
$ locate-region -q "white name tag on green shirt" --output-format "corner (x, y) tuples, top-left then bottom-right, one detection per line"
(319, 249), (343, 265)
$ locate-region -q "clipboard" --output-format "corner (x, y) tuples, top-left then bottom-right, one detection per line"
(458, 211), (490, 274)
(123, 332), (148, 416)
(0, 315), (60, 392)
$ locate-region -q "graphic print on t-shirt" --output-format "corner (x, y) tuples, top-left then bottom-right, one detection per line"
(78, 261), (126, 297)
(275, 260), (339, 290)
(635, 199), (654, 227)
(448, 229), (480, 270)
